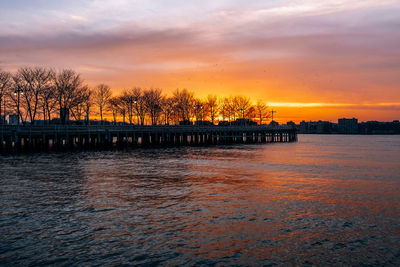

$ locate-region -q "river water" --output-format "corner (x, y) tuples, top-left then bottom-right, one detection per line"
(1, 135), (400, 266)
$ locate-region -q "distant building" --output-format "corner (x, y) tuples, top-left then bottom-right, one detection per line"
(8, 114), (19, 125)
(295, 118), (399, 135)
(359, 120), (400, 134)
(299, 121), (318, 133)
(316, 121), (334, 134)
(299, 121), (310, 133)
(338, 118), (358, 134)
(286, 121), (296, 128)
(299, 120), (334, 134)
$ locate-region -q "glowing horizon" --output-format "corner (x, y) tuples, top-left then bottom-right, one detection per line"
(1, 0), (399, 122)
(267, 102), (400, 108)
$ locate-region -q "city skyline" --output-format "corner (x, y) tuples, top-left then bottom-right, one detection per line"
(1, 0), (400, 122)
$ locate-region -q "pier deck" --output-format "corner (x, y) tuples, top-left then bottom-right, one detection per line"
(0, 125), (297, 152)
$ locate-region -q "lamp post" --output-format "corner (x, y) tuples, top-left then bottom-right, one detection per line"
(14, 87), (24, 125)
(239, 108), (245, 119)
(271, 109), (277, 122)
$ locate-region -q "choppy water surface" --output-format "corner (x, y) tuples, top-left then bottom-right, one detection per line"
(1, 135), (400, 266)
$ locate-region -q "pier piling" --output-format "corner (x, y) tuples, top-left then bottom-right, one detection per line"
(0, 125), (297, 153)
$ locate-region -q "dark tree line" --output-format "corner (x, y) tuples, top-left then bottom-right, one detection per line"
(0, 67), (272, 125)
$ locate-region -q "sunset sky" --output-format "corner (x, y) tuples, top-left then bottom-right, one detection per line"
(1, 0), (399, 122)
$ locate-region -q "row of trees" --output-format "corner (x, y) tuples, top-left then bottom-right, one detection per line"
(0, 67), (272, 125)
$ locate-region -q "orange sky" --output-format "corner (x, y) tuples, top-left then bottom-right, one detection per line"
(1, 0), (399, 123)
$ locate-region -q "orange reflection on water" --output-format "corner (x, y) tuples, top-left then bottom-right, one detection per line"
(70, 135), (400, 265)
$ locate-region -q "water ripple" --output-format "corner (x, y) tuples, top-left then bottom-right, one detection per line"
(1, 135), (400, 265)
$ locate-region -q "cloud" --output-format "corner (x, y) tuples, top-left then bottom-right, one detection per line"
(0, 0), (400, 122)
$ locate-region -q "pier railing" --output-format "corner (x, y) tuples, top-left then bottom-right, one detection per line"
(0, 124), (297, 152)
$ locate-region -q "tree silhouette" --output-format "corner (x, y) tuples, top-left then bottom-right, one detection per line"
(1, 66), (272, 126)
(235, 96), (251, 119)
(54, 69), (86, 124)
(143, 88), (163, 125)
(0, 70), (12, 124)
(256, 100), (269, 125)
(108, 96), (121, 125)
(206, 94), (218, 124)
(172, 88), (194, 122)
(131, 87), (146, 125)
(94, 83), (112, 124)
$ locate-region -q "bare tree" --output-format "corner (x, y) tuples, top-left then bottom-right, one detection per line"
(54, 69), (86, 124)
(0, 70), (12, 124)
(83, 87), (93, 125)
(193, 98), (204, 123)
(255, 100), (269, 125)
(12, 67), (52, 124)
(70, 85), (90, 123)
(172, 88), (194, 122)
(245, 105), (257, 121)
(1, 67), (278, 127)
(228, 96), (238, 121)
(71, 102), (85, 122)
(162, 97), (174, 125)
(132, 87), (146, 125)
(120, 89), (135, 124)
(117, 95), (127, 124)
(38, 69), (56, 123)
(235, 96), (251, 119)
(108, 96), (120, 125)
(94, 83), (112, 124)
(205, 94), (218, 124)
(219, 97), (230, 122)
(143, 88), (163, 125)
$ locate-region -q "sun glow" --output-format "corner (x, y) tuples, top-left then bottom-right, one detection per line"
(267, 102), (400, 108)
(267, 102), (343, 108)
(1, 0), (399, 122)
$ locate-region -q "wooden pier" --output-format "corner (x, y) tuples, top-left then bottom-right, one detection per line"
(0, 125), (297, 152)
